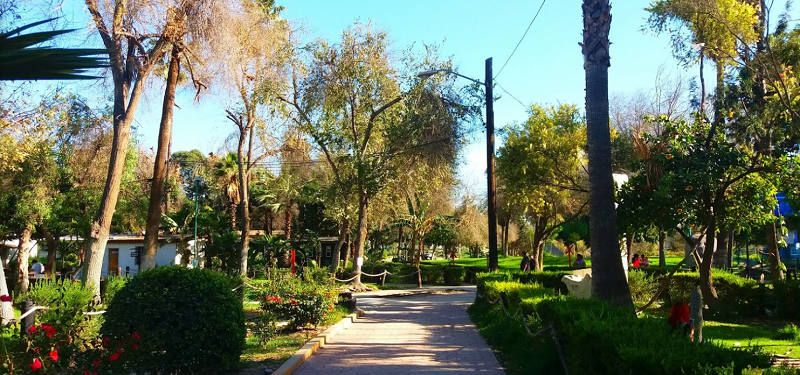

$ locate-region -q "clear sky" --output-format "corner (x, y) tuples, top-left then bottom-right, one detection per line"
(16, 0), (774, 192)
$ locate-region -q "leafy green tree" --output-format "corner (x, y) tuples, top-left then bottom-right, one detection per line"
(280, 25), (477, 288)
(617, 115), (782, 304)
(395, 193), (455, 287)
(496, 104), (588, 271)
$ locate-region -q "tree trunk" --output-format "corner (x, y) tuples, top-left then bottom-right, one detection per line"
(351, 193), (368, 288)
(142, 46), (181, 271)
(330, 217), (349, 271)
(700, 220), (719, 304)
(229, 202), (237, 231)
(236, 126), (253, 278)
(766, 221), (784, 280)
(532, 216), (546, 272)
(343, 234), (352, 269)
(626, 232), (635, 266)
(16, 227), (32, 293)
(81, 2), (169, 296)
(284, 205), (293, 240)
(714, 228), (729, 269)
(41, 226), (58, 274)
(658, 231), (666, 268)
(582, 0), (633, 309)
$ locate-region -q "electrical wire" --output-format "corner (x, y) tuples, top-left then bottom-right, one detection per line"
(494, 0), (547, 80)
(494, 81), (529, 110)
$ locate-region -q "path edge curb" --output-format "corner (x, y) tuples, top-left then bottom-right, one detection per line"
(271, 308), (365, 375)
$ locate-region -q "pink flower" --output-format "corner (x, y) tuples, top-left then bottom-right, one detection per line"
(49, 350), (58, 361)
(29, 358), (42, 371)
(0, 295), (11, 302)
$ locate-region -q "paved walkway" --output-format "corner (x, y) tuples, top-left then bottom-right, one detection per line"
(293, 287), (505, 375)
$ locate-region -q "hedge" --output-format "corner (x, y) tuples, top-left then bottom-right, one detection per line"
(470, 279), (772, 375)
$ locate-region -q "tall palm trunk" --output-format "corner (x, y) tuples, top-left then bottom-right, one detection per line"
(582, 0), (633, 309)
(237, 126), (254, 277)
(658, 231), (666, 268)
(284, 204), (293, 240)
(229, 202), (237, 231)
(16, 227), (32, 293)
(143, 45), (181, 271)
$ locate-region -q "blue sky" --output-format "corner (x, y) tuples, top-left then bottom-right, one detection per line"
(16, 0), (786, 192)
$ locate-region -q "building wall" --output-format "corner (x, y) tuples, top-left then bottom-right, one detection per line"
(102, 243), (179, 277)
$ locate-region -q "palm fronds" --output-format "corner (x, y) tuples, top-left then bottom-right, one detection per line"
(0, 18), (108, 80)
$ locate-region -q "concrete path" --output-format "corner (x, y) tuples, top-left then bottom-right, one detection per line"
(292, 287), (505, 375)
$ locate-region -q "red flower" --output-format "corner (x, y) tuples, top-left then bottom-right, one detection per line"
(92, 359), (102, 367)
(40, 325), (56, 338)
(85, 372), (98, 375)
(0, 295), (11, 302)
(49, 350), (58, 361)
(109, 353), (120, 361)
(131, 332), (141, 343)
(33, 348), (40, 353)
(28, 326), (38, 334)
(102, 337), (109, 347)
(29, 358), (42, 371)
(132, 343), (138, 349)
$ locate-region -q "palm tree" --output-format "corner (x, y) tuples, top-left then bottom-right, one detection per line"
(396, 194), (455, 287)
(214, 153), (241, 231)
(0, 19), (107, 80)
(582, 0), (633, 309)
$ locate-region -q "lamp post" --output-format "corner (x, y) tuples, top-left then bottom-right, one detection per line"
(193, 177), (203, 268)
(418, 57), (498, 271)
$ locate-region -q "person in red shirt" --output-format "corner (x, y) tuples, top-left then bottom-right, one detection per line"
(632, 254), (641, 268)
(668, 301), (695, 339)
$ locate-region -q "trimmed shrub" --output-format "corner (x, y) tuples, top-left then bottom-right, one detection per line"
(773, 279), (800, 320)
(472, 279), (772, 375)
(775, 323), (800, 344)
(443, 266), (466, 286)
(664, 270), (761, 317)
(101, 267), (245, 374)
(476, 270), (570, 295)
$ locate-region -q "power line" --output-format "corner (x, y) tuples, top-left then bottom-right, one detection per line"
(494, 81), (529, 110)
(494, 0), (547, 80)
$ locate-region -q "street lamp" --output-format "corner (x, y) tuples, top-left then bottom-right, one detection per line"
(417, 58), (498, 271)
(193, 177), (204, 268)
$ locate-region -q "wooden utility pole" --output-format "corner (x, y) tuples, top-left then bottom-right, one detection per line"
(485, 57), (498, 272)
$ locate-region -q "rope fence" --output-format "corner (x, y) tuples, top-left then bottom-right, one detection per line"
(2, 305), (107, 328)
(333, 269), (421, 284)
(475, 288), (571, 375)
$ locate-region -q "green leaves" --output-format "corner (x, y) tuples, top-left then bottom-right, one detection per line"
(0, 19), (107, 80)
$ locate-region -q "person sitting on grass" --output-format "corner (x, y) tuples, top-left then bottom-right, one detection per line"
(573, 254), (586, 268)
(520, 252), (530, 272)
(668, 300), (695, 339)
(641, 254), (650, 268)
(632, 254), (641, 268)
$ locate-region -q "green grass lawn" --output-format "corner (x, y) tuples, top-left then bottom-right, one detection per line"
(704, 320), (800, 358)
(424, 253), (686, 271)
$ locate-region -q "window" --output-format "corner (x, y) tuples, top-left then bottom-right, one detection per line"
(325, 245), (332, 257)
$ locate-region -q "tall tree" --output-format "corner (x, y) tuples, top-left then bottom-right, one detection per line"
(582, 0), (633, 308)
(81, 0), (217, 294)
(496, 104), (589, 271)
(217, 0), (290, 276)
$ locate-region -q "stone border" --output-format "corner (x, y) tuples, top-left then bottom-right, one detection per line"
(272, 309), (365, 375)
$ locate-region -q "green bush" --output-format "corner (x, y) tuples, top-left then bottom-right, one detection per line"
(775, 323), (800, 344)
(471, 279), (772, 375)
(476, 270), (570, 295)
(101, 267), (245, 374)
(256, 277), (337, 329)
(102, 275), (127, 305)
(773, 279), (800, 320)
(664, 270), (761, 317)
(443, 266), (466, 286)
(628, 270), (659, 307)
(16, 279), (96, 334)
